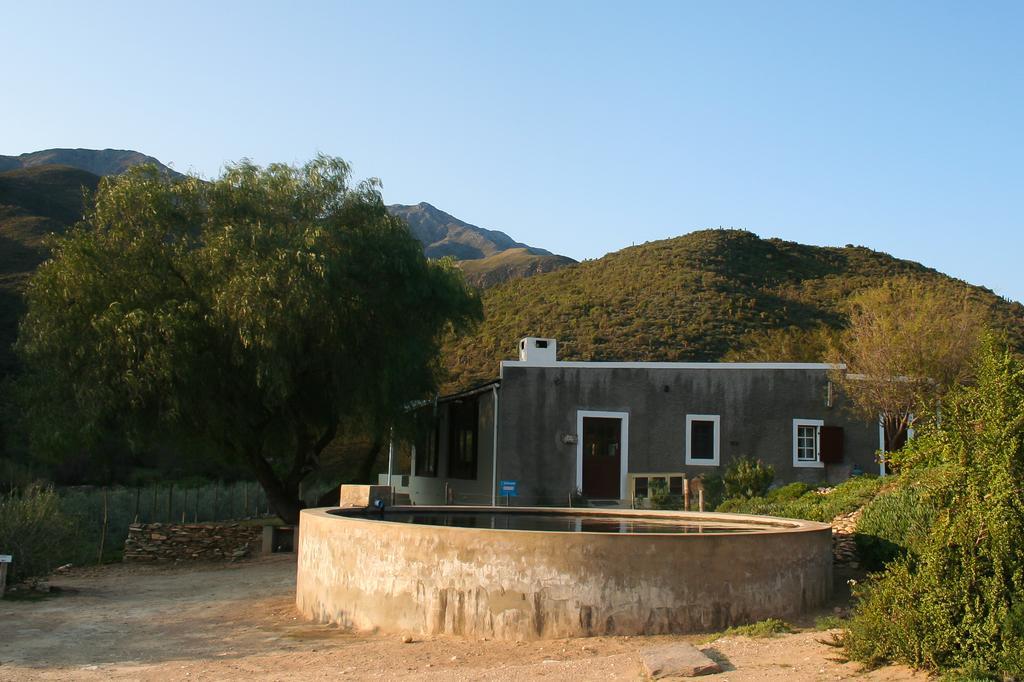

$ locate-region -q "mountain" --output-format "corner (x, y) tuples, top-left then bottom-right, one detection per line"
(387, 202), (553, 259)
(440, 229), (1024, 391)
(0, 151), (572, 289)
(0, 148), (183, 179)
(386, 202), (576, 287)
(0, 165), (101, 372)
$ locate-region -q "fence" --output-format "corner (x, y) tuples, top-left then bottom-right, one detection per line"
(58, 481), (275, 564)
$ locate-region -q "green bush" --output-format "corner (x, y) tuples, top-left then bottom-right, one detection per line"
(722, 457), (774, 499)
(855, 470), (941, 571)
(704, 618), (794, 642)
(699, 473), (725, 510)
(767, 482), (812, 503)
(844, 341), (1024, 676)
(0, 486), (76, 581)
(648, 478), (681, 510)
(716, 475), (883, 522)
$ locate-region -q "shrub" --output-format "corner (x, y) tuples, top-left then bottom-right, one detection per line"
(648, 479), (682, 510)
(704, 618), (794, 642)
(766, 481), (812, 503)
(699, 473), (725, 510)
(716, 475), (883, 522)
(723, 457), (774, 499)
(844, 340), (1024, 676)
(0, 485), (77, 581)
(855, 470), (941, 571)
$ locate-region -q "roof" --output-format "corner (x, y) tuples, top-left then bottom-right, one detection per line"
(500, 360), (844, 374)
(430, 378), (501, 406)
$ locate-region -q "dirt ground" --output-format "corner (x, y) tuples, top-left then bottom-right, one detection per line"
(0, 556), (925, 681)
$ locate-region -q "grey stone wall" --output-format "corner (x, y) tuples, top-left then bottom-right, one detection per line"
(123, 522), (262, 562)
(496, 365), (880, 506)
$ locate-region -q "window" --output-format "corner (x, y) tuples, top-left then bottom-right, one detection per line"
(792, 419), (825, 468)
(448, 398), (479, 479)
(634, 476), (649, 498)
(685, 414), (720, 466)
(414, 419), (439, 477)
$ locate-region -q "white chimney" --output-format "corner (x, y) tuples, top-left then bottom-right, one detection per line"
(518, 337), (557, 365)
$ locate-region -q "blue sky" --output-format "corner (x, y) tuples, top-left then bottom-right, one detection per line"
(3, 1), (1022, 302)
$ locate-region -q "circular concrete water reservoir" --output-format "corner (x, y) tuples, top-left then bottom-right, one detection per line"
(296, 506), (832, 640)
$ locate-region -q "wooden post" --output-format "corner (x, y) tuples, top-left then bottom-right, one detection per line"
(151, 485), (158, 522)
(213, 483), (219, 521)
(167, 483), (174, 522)
(0, 555), (10, 598)
(698, 489), (705, 512)
(243, 483), (249, 518)
(194, 487), (199, 522)
(683, 477), (690, 511)
(133, 487), (141, 524)
(97, 487), (108, 565)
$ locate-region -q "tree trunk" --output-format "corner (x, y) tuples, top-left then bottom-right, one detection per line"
(245, 450), (303, 525)
(243, 425), (339, 526)
(355, 437), (387, 485)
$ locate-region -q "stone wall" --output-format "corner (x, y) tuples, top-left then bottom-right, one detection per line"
(124, 522), (262, 562)
(297, 507), (833, 639)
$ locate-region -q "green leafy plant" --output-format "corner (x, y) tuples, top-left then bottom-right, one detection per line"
(716, 475), (883, 522)
(844, 339), (1024, 677)
(0, 485), (76, 581)
(767, 481), (812, 503)
(815, 614), (847, 631)
(854, 470), (940, 571)
(703, 618), (794, 642)
(698, 473), (725, 510)
(723, 456), (775, 499)
(648, 478), (682, 510)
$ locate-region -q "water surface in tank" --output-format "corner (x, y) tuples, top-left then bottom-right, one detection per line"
(337, 509), (787, 534)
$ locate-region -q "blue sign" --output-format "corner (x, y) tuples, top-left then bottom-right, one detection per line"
(499, 480), (518, 496)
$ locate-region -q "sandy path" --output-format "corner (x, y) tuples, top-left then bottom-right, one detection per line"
(0, 556), (924, 681)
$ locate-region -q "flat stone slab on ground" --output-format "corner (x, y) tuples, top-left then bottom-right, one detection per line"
(640, 642), (722, 678)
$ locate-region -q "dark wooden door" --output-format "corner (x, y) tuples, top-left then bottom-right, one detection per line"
(582, 417), (622, 498)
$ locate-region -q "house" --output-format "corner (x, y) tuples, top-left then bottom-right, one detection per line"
(386, 338), (885, 507)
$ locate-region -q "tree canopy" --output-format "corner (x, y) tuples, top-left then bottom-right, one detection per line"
(16, 157), (481, 522)
(830, 276), (988, 453)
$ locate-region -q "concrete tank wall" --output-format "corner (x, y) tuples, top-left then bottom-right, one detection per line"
(296, 507), (833, 640)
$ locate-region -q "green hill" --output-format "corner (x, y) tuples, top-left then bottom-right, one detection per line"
(456, 247), (576, 288)
(441, 229), (1024, 390)
(0, 165), (100, 372)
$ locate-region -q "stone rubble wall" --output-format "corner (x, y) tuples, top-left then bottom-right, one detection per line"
(124, 522), (262, 562)
(831, 508), (862, 568)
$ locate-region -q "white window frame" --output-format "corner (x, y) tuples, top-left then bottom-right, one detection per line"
(685, 414), (721, 466)
(575, 410), (630, 499)
(793, 418), (825, 468)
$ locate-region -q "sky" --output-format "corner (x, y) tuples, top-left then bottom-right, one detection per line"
(3, 1), (1023, 302)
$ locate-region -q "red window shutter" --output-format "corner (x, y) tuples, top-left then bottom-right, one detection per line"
(820, 426), (844, 464)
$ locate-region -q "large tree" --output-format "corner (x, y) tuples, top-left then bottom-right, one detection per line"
(830, 277), (987, 454)
(16, 157), (481, 523)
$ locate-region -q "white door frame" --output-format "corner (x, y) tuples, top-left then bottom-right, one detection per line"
(576, 410), (630, 499)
